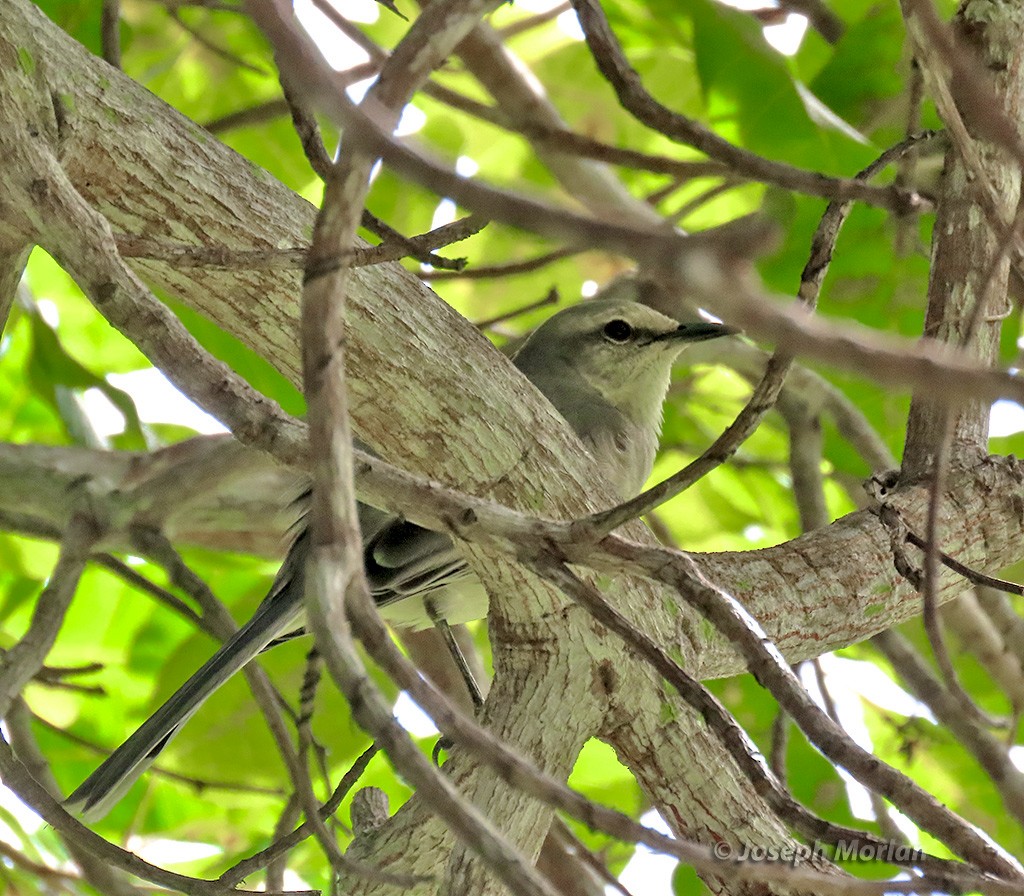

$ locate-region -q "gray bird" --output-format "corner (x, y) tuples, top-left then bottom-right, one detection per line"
(67, 298), (731, 818)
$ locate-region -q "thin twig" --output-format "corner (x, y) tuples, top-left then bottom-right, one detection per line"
(873, 629), (1024, 825)
(787, 413), (829, 532)
(0, 511), (98, 717)
(546, 817), (631, 896)
(924, 545), (1024, 595)
(976, 587), (1024, 668)
(167, 5), (266, 74)
(203, 98), (291, 133)
(32, 710), (284, 796)
(777, 0), (844, 43)
(279, 79), (332, 178)
(101, 0), (121, 68)
(279, 71), (473, 271)
(894, 58), (927, 255)
(570, 0), (927, 214)
(422, 246), (580, 281)
(768, 710), (789, 784)
(669, 179), (741, 224)
(0, 839), (82, 887)
(941, 591), (1024, 715)
(496, 1), (571, 39)
(217, 744), (380, 888)
(116, 216), (484, 272)
(473, 289), (559, 329)
(266, 794), (300, 894)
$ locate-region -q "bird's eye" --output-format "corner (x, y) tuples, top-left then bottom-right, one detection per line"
(603, 319), (634, 343)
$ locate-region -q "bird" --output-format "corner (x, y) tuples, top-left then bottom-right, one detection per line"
(66, 297), (733, 818)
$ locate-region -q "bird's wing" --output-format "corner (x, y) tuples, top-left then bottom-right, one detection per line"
(365, 517), (487, 629)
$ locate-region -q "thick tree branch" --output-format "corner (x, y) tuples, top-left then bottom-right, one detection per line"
(5, 1), (1024, 432)
(5, 1), (1024, 890)
(2, 438), (1023, 682)
(902, 0), (1024, 478)
(253, 1), (581, 893)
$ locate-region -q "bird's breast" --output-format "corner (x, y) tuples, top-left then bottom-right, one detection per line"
(581, 422), (657, 500)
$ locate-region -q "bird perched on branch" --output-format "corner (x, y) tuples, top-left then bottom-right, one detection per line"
(68, 297), (732, 819)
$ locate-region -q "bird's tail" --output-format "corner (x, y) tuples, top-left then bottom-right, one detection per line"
(66, 534), (308, 820)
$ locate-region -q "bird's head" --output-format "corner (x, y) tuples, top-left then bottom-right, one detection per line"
(513, 299), (733, 423)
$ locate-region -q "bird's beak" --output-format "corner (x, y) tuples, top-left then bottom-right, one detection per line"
(658, 320), (737, 343)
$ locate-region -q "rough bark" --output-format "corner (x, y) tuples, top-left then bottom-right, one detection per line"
(903, 0), (1024, 478)
(2, 0), (1023, 892)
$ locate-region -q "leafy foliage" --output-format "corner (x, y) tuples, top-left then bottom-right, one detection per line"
(3, 0), (1023, 894)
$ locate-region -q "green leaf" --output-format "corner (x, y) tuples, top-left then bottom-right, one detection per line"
(25, 305), (149, 448)
(810, 4), (907, 129)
